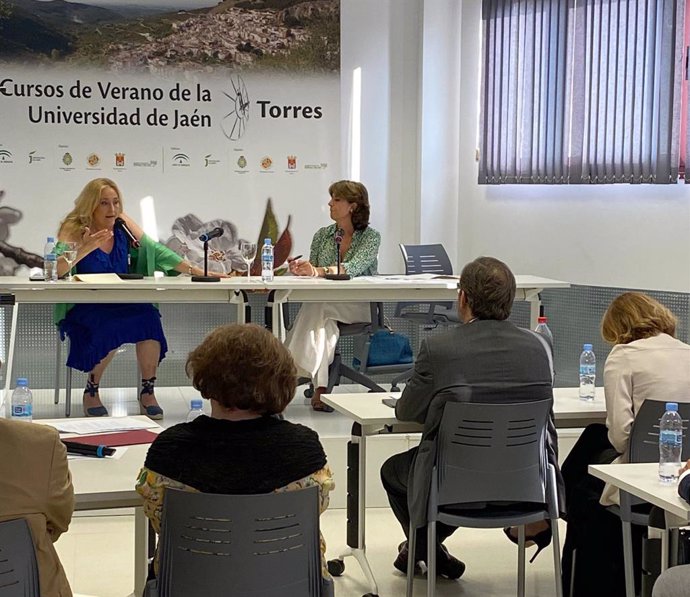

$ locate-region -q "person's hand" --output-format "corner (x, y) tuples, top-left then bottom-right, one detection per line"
(80, 227), (112, 254)
(680, 459), (690, 475)
(290, 259), (317, 277)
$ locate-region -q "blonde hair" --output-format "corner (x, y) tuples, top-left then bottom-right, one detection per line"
(59, 178), (123, 239)
(601, 292), (677, 345)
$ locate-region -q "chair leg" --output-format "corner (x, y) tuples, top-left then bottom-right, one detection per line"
(517, 525), (526, 597)
(54, 333), (61, 405)
(551, 516), (564, 597)
(621, 520), (636, 597)
(65, 365), (72, 418)
(427, 521), (437, 597)
(407, 526), (416, 597)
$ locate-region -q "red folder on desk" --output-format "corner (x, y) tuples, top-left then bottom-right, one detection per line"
(73, 429), (159, 447)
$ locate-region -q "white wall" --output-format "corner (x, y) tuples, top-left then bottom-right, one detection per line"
(343, 0), (690, 292)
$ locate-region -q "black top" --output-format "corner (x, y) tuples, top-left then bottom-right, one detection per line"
(680, 474), (690, 504)
(144, 415), (327, 494)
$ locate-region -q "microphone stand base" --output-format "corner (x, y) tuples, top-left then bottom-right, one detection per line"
(324, 274), (351, 281)
(191, 275), (221, 283)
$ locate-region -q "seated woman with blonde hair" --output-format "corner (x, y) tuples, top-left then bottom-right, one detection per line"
(136, 323), (334, 586)
(561, 292), (690, 597)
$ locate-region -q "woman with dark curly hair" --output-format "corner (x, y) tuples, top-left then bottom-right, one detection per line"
(136, 324), (334, 584)
(561, 293), (690, 596)
(287, 180), (381, 411)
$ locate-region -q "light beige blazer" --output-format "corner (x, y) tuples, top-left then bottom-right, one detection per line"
(600, 333), (690, 506)
(0, 418), (74, 596)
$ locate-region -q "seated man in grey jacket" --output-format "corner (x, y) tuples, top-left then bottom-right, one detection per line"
(380, 256), (560, 579)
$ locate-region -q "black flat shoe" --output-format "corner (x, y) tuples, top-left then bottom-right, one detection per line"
(393, 541), (465, 579)
(393, 541), (422, 575)
(311, 401), (334, 413)
(503, 526), (552, 562)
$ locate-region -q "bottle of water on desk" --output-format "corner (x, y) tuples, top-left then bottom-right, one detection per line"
(261, 238), (274, 282)
(659, 402), (683, 483)
(11, 378), (33, 421)
(578, 343), (596, 401)
(186, 399), (204, 422)
(534, 316), (553, 344)
(43, 236), (57, 282)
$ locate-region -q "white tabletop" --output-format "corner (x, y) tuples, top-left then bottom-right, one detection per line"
(589, 463), (690, 521)
(321, 387), (606, 430)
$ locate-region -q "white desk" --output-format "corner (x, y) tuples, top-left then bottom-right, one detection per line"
(37, 416), (156, 597)
(589, 462), (690, 595)
(267, 274), (570, 340)
(320, 387), (604, 595)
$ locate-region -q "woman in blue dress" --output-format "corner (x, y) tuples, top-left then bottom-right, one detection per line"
(55, 178), (208, 419)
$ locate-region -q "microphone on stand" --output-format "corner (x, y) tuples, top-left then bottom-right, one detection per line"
(192, 227), (223, 283)
(325, 227), (351, 280)
(114, 217), (140, 248)
(198, 227), (224, 243)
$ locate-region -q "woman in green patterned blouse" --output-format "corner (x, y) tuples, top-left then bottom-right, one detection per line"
(286, 180), (381, 411)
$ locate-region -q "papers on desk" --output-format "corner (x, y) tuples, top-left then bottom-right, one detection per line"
(374, 274), (459, 281)
(72, 273), (123, 283)
(46, 416), (157, 435)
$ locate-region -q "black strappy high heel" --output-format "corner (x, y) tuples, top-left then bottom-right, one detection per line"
(139, 376), (164, 420)
(503, 526), (552, 563)
(83, 377), (108, 417)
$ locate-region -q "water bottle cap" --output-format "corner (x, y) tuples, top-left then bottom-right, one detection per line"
(16, 378), (28, 386)
(46, 236), (55, 242)
(583, 343), (593, 350)
(666, 402), (679, 412)
(191, 399), (203, 409)
(264, 238), (271, 245)
(538, 316), (548, 324)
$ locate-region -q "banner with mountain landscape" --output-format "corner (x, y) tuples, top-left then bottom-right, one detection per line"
(0, 0), (340, 275)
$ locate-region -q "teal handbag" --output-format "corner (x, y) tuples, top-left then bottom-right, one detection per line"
(360, 329), (414, 367)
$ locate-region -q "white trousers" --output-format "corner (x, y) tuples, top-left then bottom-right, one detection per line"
(285, 302), (371, 388)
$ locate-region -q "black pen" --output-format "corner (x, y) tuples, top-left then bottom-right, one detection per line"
(287, 254), (303, 262)
(62, 440), (115, 458)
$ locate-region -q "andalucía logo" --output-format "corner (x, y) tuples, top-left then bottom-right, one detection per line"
(172, 153), (190, 167)
(0, 149), (13, 163)
(115, 153), (125, 167)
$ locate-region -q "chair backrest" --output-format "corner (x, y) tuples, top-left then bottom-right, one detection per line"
(0, 518), (40, 597)
(399, 243), (453, 275)
(157, 486), (322, 597)
(628, 399), (690, 463)
(434, 399), (552, 507)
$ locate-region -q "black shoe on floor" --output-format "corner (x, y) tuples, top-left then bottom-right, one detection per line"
(435, 544), (466, 580)
(393, 541), (422, 575)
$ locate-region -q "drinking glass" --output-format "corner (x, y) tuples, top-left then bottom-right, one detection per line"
(62, 242), (78, 281)
(239, 241), (257, 279)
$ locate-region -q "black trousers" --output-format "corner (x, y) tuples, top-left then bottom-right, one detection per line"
(561, 424), (644, 597)
(380, 447), (457, 560)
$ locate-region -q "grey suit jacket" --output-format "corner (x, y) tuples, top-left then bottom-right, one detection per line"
(395, 319), (562, 528)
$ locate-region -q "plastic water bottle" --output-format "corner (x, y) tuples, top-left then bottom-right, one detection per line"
(578, 343), (596, 401)
(659, 402), (683, 483)
(186, 399), (204, 422)
(10, 378), (33, 421)
(43, 236), (57, 282)
(261, 238), (274, 282)
(534, 316), (554, 345)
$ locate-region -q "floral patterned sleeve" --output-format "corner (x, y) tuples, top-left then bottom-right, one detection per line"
(135, 467), (198, 535)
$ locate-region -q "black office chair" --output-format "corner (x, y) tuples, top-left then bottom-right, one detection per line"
(394, 243), (460, 328)
(148, 485), (332, 597)
(302, 302), (412, 397)
(408, 399), (562, 597)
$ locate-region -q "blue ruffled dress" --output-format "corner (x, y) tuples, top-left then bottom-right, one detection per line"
(59, 227), (168, 372)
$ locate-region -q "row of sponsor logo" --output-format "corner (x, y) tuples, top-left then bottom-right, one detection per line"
(0, 149), (328, 171)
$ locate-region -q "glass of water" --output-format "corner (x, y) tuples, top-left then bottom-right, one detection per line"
(62, 241), (78, 281)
